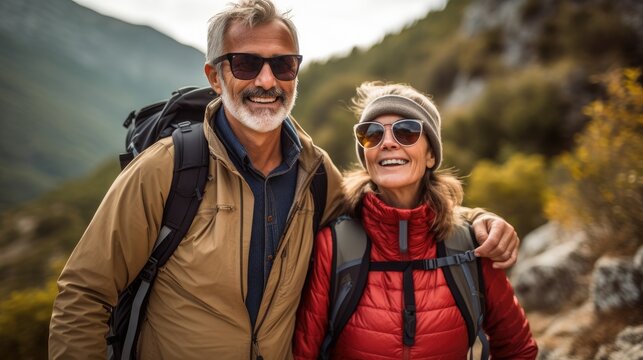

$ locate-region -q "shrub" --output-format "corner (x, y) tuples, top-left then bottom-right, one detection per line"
(0, 267), (61, 359)
(545, 68), (643, 253)
(465, 153), (548, 236)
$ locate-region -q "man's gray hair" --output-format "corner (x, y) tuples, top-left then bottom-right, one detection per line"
(205, 0), (300, 68)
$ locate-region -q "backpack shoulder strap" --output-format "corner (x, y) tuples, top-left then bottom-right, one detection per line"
(118, 122), (209, 359)
(154, 122), (209, 261)
(437, 223), (489, 360)
(319, 216), (370, 359)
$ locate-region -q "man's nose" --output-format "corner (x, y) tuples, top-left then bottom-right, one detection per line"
(254, 62), (277, 89)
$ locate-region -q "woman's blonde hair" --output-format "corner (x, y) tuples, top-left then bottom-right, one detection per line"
(344, 81), (464, 240)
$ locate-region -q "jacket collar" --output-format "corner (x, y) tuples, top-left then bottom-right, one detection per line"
(361, 192), (437, 258)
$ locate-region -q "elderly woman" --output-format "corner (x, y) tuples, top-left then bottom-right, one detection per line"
(293, 82), (537, 359)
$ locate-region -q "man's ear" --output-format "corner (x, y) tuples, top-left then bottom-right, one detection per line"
(204, 63), (222, 94)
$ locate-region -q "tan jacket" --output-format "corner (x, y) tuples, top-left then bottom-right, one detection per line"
(49, 99), (345, 360)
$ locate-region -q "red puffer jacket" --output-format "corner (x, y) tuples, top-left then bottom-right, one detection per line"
(293, 193), (537, 359)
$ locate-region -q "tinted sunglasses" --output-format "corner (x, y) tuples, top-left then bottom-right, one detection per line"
(212, 53), (303, 81)
(354, 119), (424, 149)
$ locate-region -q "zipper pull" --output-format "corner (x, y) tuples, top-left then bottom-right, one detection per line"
(399, 219), (409, 261)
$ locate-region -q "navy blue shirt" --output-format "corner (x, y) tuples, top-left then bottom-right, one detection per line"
(214, 106), (300, 328)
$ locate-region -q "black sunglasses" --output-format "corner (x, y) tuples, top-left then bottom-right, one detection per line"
(354, 119), (424, 149)
(212, 53), (303, 81)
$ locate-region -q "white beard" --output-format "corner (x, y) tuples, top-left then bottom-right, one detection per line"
(219, 79), (298, 133)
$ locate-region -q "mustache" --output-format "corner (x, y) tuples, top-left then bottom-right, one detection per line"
(241, 87), (285, 101)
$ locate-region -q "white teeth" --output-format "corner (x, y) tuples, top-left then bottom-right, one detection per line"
(250, 96), (277, 103)
(380, 159), (408, 166)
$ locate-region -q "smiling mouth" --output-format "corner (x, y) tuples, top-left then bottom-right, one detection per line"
(248, 96), (279, 104)
(380, 159), (408, 166)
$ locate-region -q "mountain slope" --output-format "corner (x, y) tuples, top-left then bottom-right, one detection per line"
(0, 0), (208, 210)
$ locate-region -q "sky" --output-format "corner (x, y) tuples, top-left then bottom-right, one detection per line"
(71, 0), (447, 66)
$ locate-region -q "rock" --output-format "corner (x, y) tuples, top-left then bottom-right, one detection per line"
(520, 222), (562, 259)
(519, 221), (590, 260)
(510, 230), (593, 311)
(633, 246), (643, 268)
(460, 0), (552, 67)
(536, 302), (596, 359)
(591, 253), (643, 313)
(594, 325), (643, 360)
(443, 74), (486, 110)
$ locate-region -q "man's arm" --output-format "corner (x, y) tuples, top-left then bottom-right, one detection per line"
(458, 207), (519, 269)
(49, 142), (172, 359)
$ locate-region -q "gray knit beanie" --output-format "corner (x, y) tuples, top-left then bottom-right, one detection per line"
(355, 94), (442, 170)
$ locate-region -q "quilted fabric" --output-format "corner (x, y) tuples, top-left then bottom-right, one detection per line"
(293, 192), (537, 359)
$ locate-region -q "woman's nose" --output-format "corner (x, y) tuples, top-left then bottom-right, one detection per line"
(380, 125), (399, 149)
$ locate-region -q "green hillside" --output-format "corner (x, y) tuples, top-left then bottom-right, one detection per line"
(0, 160), (120, 293)
(0, 0), (208, 210)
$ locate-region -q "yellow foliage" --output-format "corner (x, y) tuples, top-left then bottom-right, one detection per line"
(545, 68), (643, 247)
(465, 153), (547, 236)
(0, 260), (63, 358)
(0, 279), (57, 358)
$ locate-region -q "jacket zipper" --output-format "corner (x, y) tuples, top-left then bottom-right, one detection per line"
(210, 145), (261, 359)
(217, 162), (263, 360)
(238, 177), (245, 303)
(250, 156), (324, 358)
(252, 335), (263, 360)
(251, 253), (285, 360)
(250, 211), (292, 359)
(236, 176), (256, 360)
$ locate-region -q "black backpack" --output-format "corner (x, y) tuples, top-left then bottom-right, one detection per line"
(107, 87), (328, 360)
(118, 86), (217, 169)
(321, 216), (489, 360)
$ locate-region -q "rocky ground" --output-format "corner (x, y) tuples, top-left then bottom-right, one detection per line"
(511, 222), (643, 359)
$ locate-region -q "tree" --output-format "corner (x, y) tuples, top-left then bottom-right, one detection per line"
(546, 68), (643, 252)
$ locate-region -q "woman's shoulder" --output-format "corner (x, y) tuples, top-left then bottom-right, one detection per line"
(315, 215), (365, 255)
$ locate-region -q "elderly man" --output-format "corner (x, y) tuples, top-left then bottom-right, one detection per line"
(49, 1), (519, 359)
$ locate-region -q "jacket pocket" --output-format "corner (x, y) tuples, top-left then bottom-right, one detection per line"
(158, 204), (235, 289)
(180, 204), (233, 247)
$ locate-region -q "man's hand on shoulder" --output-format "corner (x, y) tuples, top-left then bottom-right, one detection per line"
(471, 214), (518, 269)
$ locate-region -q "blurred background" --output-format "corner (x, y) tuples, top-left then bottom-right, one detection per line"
(0, 0), (641, 358)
